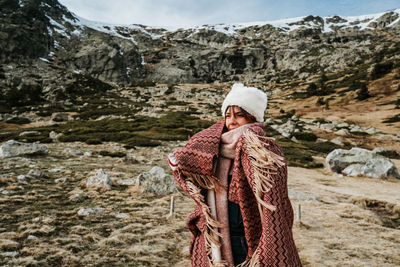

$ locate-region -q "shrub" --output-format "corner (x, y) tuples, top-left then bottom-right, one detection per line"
(371, 62), (393, 80)
(306, 83), (318, 96)
(356, 83), (371, 100)
(383, 114), (400, 123)
(99, 151), (126, 157)
(85, 138), (102, 145)
(6, 117), (31, 124)
(292, 132), (318, 141)
(316, 97), (325, 106)
(376, 150), (400, 159)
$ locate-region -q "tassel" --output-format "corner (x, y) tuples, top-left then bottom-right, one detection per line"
(182, 170), (226, 193)
(243, 130), (285, 212)
(186, 180), (228, 267)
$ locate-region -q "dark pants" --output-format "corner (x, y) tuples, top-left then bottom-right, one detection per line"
(230, 235), (248, 266)
(228, 174), (248, 266)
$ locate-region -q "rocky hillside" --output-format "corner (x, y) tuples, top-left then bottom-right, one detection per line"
(1, 0), (400, 87)
(0, 0), (399, 164)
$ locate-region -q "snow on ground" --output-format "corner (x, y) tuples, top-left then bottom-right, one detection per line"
(48, 7), (400, 41)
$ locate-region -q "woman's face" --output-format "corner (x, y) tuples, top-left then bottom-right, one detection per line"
(225, 106), (252, 131)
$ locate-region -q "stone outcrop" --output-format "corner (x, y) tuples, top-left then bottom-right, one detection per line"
(135, 166), (176, 194)
(326, 148), (400, 179)
(85, 169), (113, 189)
(1, 0), (399, 90)
(0, 140), (49, 158)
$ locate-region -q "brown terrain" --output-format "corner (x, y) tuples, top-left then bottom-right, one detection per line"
(1, 74), (399, 266)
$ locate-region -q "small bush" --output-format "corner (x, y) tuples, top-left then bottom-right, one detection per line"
(85, 138), (102, 145)
(356, 83), (371, 101)
(99, 151), (126, 157)
(383, 114), (400, 123)
(301, 141), (341, 154)
(371, 62), (393, 80)
(376, 150), (400, 159)
(264, 125), (280, 137)
(6, 117), (31, 124)
(292, 132), (318, 142)
(316, 97), (325, 106)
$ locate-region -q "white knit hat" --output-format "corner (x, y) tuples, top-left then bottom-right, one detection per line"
(221, 83), (267, 122)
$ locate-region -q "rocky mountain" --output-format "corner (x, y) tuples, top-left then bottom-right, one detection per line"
(1, 0), (400, 89)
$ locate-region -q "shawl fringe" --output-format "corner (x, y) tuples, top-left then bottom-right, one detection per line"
(185, 180), (227, 267)
(243, 130), (285, 212)
(182, 170), (225, 193)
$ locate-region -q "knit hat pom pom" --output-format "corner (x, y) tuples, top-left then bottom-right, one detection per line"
(221, 83), (267, 122)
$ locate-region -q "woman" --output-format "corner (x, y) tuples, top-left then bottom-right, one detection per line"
(168, 83), (302, 267)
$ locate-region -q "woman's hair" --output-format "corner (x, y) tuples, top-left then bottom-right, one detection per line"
(225, 105), (257, 123)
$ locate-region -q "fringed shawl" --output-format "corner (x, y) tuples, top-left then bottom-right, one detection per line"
(171, 120), (302, 267)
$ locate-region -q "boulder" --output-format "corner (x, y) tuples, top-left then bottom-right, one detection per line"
(326, 147), (400, 179)
(19, 131), (41, 137)
(49, 131), (63, 142)
(27, 169), (43, 179)
(320, 123), (336, 131)
(115, 213), (130, 219)
(335, 129), (350, 136)
(77, 208), (105, 216)
(136, 166), (176, 194)
(85, 169), (113, 189)
(64, 148), (83, 156)
(365, 126), (379, 135)
(51, 112), (69, 122)
(0, 140), (48, 158)
(276, 120), (297, 138)
(330, 137), (344, 146)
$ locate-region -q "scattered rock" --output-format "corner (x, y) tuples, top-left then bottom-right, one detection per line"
(85, 169), (113, 189)
(51, 112), (69, 122)
(0, 188), (12, 195)
(365, 126), (379, 135)
(181, 246), (190, 257)
(136, 166), (176, 194)
(337, 122), (349, 128)
(17, 175), (27, 181)
(335, 129), (350, 136)
(124, 155), (138, 164)
(27, 235), (38, 240)
(49, 131), (63, 142)
(316, 138), (328, 143)
(84, 151), (92, 157)
(330, 137), (344, 146)
(77, 208), (105, 216)
(49, 168), (62, 173)
(27, 169), (43, 179)
(117, 179), (136, 185)
(64, 148), (83, 156)
(55, 177), (68, 183)
(2, 251), (19, 257)
(19, 131), (41, 136)
(276, 120), (297, 138)
(349, 125), (363, 132)
(69, 193), (88, 202)
(320, 123), (336, 131)
(0, 140), (48, 158)
(326, 147), (400, 179)
(115, 213), (130, 219)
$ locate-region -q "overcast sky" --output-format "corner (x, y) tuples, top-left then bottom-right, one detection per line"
(58, 0), (400, 27)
